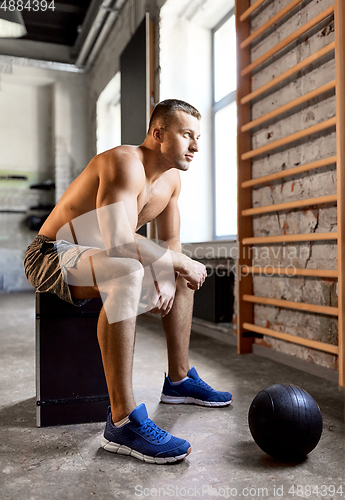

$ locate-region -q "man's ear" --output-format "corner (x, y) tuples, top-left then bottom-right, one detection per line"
(152, 127), (164, 143)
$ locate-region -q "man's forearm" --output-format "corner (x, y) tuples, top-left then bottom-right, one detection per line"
(164, 237), (182, 254)
(106, 234), (188, 274)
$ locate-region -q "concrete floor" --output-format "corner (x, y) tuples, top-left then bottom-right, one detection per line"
(0, 293), (344, 500)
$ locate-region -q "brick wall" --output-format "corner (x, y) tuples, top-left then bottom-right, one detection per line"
(241, 0), (337, 370)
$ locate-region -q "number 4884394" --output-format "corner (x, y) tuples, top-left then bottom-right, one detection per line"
(0, 1), (56, 11)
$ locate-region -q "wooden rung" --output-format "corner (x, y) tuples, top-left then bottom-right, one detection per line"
(241, 6), (334, 76)
(241, 0), (303, 49)
(243, 232), (338, 244)
(242, 156), (337, 188)
(242, 194), (337, 216)
(241, 42), (335, 105)
(241, 117), (336, 160)
(243, 322), (339, 354)
(243, 294), (339, 316)
(240, 0), (267, 21)
(242, 265), (338, 278)
(242, 80), (336, 132)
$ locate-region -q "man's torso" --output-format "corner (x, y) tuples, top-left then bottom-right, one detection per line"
(39, 146), (178, 243)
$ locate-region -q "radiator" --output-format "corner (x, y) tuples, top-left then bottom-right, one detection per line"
(193, 267), (234, 323)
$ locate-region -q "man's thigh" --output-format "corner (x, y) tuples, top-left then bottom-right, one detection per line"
(67, 249), (143, 300)
(66, 248), (98, 299)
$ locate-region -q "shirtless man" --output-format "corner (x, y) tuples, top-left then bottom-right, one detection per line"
(24, 99), (233, 465)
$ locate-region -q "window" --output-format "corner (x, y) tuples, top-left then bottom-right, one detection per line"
(212, 11), (237, 239)
(96, 72), (121, 155)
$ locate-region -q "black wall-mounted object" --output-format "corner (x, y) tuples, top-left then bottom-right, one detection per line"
(30, 180), (55, 190)
(25, 214), (49, 231)
(36, 292), (109, 427)
(0, 175), (28, 180)
(29, 204), (55, 211)
(193, 266), (234, 323)
(26, 205), (55, 230)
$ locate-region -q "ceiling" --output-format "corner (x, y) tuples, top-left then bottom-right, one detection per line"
(21, 1), (94, 46)
(0, 0), (120, 66)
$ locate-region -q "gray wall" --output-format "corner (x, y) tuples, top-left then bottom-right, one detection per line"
(0, 66), (89, 292)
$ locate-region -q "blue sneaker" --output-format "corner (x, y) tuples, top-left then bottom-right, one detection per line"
(161, 366), (233, 407)
(101, 403), (191, 464)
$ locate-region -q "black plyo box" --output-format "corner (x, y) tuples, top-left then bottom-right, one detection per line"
(36, 292), (109, 427)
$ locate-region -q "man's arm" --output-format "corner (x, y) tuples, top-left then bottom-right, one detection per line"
(147, 171), (205, 316)
(155, 170), (182, 254)
(154, 171), (206, 290)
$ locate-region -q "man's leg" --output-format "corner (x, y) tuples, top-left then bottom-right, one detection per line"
(161, 275), (194, 382)
(160, 274), (233, 406)
(69, 251), (144, 423)
(97, 310), (138, 422)
(70, 252), (192, 463)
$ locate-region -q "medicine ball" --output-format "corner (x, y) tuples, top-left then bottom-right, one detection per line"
(248, 384), (323, 461)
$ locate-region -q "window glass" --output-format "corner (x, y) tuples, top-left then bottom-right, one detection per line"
(96, 73), (121, 154)
(214, 101), (237, 237)
(214, 15), (237, 103)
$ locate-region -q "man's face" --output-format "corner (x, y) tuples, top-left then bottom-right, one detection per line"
(159, 111), (201, 171)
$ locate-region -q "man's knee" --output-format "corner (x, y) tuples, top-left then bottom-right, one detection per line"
(175, 273), (194, 293)
(105, 258), (144, 291)
(120, 258), (144, 278)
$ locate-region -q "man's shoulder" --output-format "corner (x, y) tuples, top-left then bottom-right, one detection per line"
(95, 146), (145, 181)
(95, 145), (143, 165)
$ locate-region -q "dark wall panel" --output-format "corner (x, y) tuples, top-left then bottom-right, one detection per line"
(120, 17), (147, 146)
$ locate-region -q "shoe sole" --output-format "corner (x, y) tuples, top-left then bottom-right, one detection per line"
(160, 394), (233, 407)
(101, 436), (191, 464)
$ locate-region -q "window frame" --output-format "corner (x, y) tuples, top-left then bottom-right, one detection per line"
(212, 7), (237, 241)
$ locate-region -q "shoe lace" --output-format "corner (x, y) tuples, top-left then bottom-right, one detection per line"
(193, 377), (213, 391)
(141, 420), (168, 442)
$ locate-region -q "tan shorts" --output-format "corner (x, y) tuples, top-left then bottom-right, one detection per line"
(24, 234), (93, 306)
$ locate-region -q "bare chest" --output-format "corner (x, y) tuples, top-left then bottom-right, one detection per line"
(137, 182), (171, 229)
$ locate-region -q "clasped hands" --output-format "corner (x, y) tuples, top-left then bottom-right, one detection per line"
(141, 270), (177, 317)
(141, 259), (207, 317)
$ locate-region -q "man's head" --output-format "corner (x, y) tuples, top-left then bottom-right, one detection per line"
(146, 99), (201, 172)
(148, 99), (201, 133)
